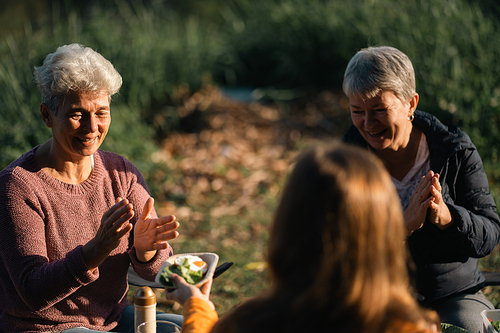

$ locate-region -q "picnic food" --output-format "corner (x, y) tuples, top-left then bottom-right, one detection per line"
(159, 255), (208, 288)
(490, 319), (500, 332)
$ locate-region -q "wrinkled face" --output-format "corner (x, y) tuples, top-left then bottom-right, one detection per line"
(349, 90), (414, 152)
(47, 91), (111, 161)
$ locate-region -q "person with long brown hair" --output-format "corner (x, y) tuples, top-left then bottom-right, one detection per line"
(165, 142), (439, 333)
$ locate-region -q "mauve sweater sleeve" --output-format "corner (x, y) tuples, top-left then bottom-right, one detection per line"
(0, 171), (99, 311)
(0, 150), (173, 324)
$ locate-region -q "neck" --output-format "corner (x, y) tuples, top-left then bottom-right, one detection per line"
(35, 139), (94, 184)
(373, 127), (422, 181)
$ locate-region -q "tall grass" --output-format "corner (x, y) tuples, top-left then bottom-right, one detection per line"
(2, 0), (500, 165)
(0, 0), (224, 186)
(215, 0), (500, 163)
(2, 0), (500, 311)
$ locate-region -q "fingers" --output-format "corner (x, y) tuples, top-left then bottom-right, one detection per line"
(157, 217), (179, 231)
(155, 217), (180, 244)
(103, 197), (126, 220)
(112, 201), (134, 230)
(153, 232), (179, 250)
(91, 199), (134, 267)
(417, 171), (433, 188)
(405, 170), (446, 236)
(164, 274), (181, 300)
(431, 173), (441, 192)
(201, 277), (213, 297)
(171, 273), (190, 287)
(102, 198), (134, 231)
(164, 274), (214, 309)
(430, 184), (441, 201)
(154, 214), (177, 228)
(140, 197), (154, 221)
(429, 173), (442, 208)
(105, 198), (132, 218)
(415, 171), (442, 202)
(164, 274), (193, 306)
(157, 231), (180, 242)
(413, 173), (431, 202)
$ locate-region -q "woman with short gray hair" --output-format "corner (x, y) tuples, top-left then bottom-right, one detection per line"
(342, 45), (500, 333)
(34, 43), (123, 114)
(0, 44), (182, 332)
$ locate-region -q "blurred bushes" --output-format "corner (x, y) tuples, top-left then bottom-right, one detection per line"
(1, 0), (500, 173)
(217, 0), (500, 163)
(0, 0), (225, 190)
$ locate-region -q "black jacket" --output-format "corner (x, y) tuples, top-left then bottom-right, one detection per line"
(342, 110), (500, 303)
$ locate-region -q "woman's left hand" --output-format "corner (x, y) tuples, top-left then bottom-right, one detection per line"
(165, 274), (214, 309)
(134, 197), (180, 262)
(428, 173), (453, 229)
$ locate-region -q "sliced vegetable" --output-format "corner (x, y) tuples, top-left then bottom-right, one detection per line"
(489, 318), (500, 332)
(159, 257), (205, 288)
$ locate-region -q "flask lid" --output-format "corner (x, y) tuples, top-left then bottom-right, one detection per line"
(134, 286), (156, 306)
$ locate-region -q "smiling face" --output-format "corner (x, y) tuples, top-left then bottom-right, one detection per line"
(43, 91), (111, 162)
(349, 90), (418, 152)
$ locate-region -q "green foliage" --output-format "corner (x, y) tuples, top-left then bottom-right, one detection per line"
(3, 0), (500, 315)
(214, 0), (360, 88)
(0, 0), (224, 176)
(2, 0), (500, 165)
(213, 0), (500, 161)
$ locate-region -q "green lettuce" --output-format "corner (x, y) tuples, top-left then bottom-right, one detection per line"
(159, 258), (204, 288)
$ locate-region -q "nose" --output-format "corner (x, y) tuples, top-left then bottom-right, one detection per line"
(364, 112), (376, 128)
(83, 114), (98, 132)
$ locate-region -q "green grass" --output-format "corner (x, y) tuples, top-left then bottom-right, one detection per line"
(2, 0), (500, 316)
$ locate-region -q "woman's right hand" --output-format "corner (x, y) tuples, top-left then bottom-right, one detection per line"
(165, 274), (214, 309)
(82, 198), (134, 271)
(404, 171), (434, 236)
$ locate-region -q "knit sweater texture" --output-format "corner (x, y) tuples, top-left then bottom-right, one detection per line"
(0, 148), (172, 332)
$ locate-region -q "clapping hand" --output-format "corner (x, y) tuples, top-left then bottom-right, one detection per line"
(83, 197), (135, 271)
(404, 171), (434, 236)
(134, 197), (180, 262)
(428, 173), (452, 229)
(404, 171), (452, 236)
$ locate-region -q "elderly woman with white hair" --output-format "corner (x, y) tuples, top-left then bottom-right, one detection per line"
(342, 45), (500, 332)
(0, 44), (183, 332)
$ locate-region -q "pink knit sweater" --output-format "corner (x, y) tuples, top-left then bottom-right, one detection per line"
(0, 148), (172, 332)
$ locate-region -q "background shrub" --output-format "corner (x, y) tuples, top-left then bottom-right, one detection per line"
(2, 0), (500, 165)
(2, 0), (500, 312)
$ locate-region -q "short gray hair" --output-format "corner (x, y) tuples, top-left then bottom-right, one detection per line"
(34, 44), (123, 113)
(342, 46), (416, 103)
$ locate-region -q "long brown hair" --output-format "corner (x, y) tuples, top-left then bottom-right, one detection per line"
(266, 142), (434, 332)
(213, 142), (437, 333)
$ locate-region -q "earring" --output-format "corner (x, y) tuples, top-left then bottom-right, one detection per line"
(408, 114), (414, 122)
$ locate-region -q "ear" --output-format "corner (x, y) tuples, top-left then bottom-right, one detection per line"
(40, 103), (53, 128)
(408, 93), (419, 113)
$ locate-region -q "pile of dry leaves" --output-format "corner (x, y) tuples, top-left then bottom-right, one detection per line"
(151, 85), (351, 228)
(140, 85), (352, 313)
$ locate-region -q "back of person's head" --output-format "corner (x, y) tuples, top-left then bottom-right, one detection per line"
(264, 142), (437, 333)
(34, 43), (122, 113)
(343, 45), (416, 103)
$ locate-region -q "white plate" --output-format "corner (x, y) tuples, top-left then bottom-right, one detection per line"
(155, 252), (219, 289)
(482, 309), (500, 333)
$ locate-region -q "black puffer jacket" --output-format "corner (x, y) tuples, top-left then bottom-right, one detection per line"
(342, 110), (500, 303)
